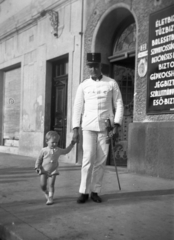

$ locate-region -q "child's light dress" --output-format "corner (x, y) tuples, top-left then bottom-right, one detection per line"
(35, 144), (73, 176)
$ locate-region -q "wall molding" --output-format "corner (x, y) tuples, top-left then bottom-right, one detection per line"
(0, 0), (72, 41)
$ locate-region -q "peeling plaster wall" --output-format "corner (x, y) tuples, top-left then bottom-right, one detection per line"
(0, 0), (83, 158)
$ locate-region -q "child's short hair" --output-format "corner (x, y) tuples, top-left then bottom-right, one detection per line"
(45, 131), (59, 142)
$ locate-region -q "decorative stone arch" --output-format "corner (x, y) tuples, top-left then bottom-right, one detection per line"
(84, 1), (138, 66)
(92, 3), (137, 61)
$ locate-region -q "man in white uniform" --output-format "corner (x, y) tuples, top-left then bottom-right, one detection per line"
(72, 53), (124, 203)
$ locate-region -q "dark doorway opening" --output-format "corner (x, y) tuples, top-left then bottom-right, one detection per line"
(51, 56), (68, 148)
(107, 56), (135, 167)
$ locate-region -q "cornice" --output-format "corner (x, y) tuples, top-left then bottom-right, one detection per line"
(0, 0), (73, 41)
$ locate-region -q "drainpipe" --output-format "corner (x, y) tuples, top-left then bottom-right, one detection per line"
(76, 0), (85, 164)
(79, 0), (85, 84)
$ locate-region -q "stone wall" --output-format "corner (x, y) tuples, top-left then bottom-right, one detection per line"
(128, 122), (174, 179)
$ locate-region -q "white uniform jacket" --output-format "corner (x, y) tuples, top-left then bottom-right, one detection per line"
(72, 75), (124, 131)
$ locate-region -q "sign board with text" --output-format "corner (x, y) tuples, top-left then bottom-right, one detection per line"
(147, 5), (174, 114)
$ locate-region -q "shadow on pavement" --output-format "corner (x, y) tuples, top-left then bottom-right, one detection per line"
(102, 188), (174, 202)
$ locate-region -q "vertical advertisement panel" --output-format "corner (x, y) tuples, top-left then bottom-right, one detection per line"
(147, 5), (174, 114)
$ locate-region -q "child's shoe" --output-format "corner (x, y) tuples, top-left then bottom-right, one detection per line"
(46, 197), (53, 205)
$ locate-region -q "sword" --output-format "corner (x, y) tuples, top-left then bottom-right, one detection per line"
(105, 118), (121, 191)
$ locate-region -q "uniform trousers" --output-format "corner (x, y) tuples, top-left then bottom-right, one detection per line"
(79, 130), (109, 194)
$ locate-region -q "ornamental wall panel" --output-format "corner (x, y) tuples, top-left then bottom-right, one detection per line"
(3, 68), (21, 146)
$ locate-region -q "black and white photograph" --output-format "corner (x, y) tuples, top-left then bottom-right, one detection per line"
(0, 0), (174, 239)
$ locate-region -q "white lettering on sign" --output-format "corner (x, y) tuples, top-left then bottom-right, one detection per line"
(158, 61), (174, 70)
(147, 6), (174, 113)
(140, 43), (147, 51)
(151, 42), (174, 55)
(150, 70), (174, 80)
(154, 79), (174, 88)
(155, 15), (174, 28)
(152, 34), (174, 46)
(138, 51), (148, 58)
(155, 24), (174, 36)
(150, 88), (174, 97)
(151, 52), (173, 63)
(153, 97), (174, 106)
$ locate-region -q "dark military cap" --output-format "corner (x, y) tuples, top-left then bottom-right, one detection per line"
(87, 53), (101, 64)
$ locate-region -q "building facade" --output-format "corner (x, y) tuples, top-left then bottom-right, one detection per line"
(0, 0), (174, 179)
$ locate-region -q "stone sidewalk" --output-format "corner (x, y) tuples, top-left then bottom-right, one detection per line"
(0, 152), (174, 240)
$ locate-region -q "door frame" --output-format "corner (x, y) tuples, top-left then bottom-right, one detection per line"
(0, 63), (21, 147)
(45, 54), (68, 147)
(51, 73), (68, 148)
(51, 55), (68, 148)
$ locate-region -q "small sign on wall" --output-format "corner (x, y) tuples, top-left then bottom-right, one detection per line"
(138, 43), (148, 59)
(147, 5), (174, 114)
(138, 58), (148, 77)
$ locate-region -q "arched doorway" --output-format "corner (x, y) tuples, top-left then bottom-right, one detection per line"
(109, 22), (136, 166)
(92, 6), (136, 166)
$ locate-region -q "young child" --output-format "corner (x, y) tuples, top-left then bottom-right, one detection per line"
(35, 131), (76, 205)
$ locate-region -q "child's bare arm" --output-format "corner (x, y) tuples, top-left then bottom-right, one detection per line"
(59, 140), (76, 155)
(35, 149), (44, 170)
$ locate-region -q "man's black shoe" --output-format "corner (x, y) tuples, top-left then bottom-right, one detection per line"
(91, 192), (102, 203)
(77, 194), (89, 204)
